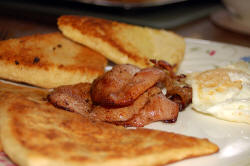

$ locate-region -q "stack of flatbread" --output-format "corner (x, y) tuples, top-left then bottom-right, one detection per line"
(0, 15), (219, 166)
(0, 15), (185, 89)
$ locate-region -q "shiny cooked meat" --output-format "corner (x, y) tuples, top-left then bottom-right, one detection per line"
(91, 86), (178, 127)
(90, 87), (160, 123)
(91, 64), (140, 106)
(49, 84), (179, 127)
(48, 61), (192, 127)
(113, 87), (179, 127)
(150, 59), (176, 78)
(48, 83), (92, 116)
(165, 74), (192, 111)
(91, 64), (166, 107)
(151, 59), (192, 111)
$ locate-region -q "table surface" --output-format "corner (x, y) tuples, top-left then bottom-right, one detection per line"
(0, 1), (249, 48)
(174, 16), (250, 48)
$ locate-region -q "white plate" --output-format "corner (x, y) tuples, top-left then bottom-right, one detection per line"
(0, 38), (250, 166)
(147, 38), (250, 166)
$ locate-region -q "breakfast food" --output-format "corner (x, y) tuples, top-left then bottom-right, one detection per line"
(49, 83), (179, 127)
(0, 32), (107, 88)
(225, 61), (250, 74)
(0, 82), (218, 166)
(91, 64), (166, 107)
(0, 141), (2, 152)
(0, 81), (49, 152)
(0, 14), (223, 165)
(189, 61), (250, 124)
(57, 15), (185, 71)
(48, 61), (192, 127)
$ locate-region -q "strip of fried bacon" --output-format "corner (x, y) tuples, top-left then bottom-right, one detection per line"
(151, 59), (192, 111)
(165, 74), (192, 111)
(48, 84), (179, 127)
(112, 87), (179, 127)
(91, 64), (166, 107)
(48, 83), (93, 116)
(91, 86), (178, 127)
(91, 64), (140, 107)
(48, 60), (192, 127)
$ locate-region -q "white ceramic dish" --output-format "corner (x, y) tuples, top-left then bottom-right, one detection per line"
(211, 9), (250, 36)
(0, 38), (250, 166)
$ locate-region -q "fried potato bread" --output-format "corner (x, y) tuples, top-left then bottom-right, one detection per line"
(0, 82), (218, 166)
(0, 32), (107, 88)
(0, 81), (49, 152)
(0, 139), (2, 152)
(58, 15), (185, 71)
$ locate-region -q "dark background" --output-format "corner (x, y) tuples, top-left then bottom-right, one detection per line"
(0, 0), (221, 28)
(0, 0), (250, 47)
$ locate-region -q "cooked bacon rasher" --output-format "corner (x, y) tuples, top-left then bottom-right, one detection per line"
(48, 60), (192, 127)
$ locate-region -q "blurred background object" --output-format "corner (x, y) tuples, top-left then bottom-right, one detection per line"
(0, 0), (250, 47)
(222, 0), (250, 26)
(64, 0), (188, 9)
(211, 0), (250, 36)
(0, 0), (220, 29)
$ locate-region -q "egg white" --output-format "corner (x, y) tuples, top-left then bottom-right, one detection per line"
(191, 61), (250, 124)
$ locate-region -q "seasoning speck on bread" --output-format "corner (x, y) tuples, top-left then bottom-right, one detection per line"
(0, 32), (107, 88)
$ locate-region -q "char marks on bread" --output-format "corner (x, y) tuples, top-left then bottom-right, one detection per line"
(57, 15), (185, 71)
(0, 32), (107, 88)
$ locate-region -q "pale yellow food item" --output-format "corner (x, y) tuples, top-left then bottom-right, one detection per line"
(0, 81), (49, 152)
(190, 61), (250, 124)
(58, 15), (185, 71)
(0, 82), (218, 166)
(0, 32), (107, 88)
(225, 61), (250, 74)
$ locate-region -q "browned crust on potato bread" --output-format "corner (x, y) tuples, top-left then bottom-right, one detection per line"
(0, 32), (107, 88)
(59, 15), (149, 65)
(58, 15), (185, 71)
(0, 82), (218, 166)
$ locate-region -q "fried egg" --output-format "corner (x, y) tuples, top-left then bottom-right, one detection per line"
(190, 61), (250, 124)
